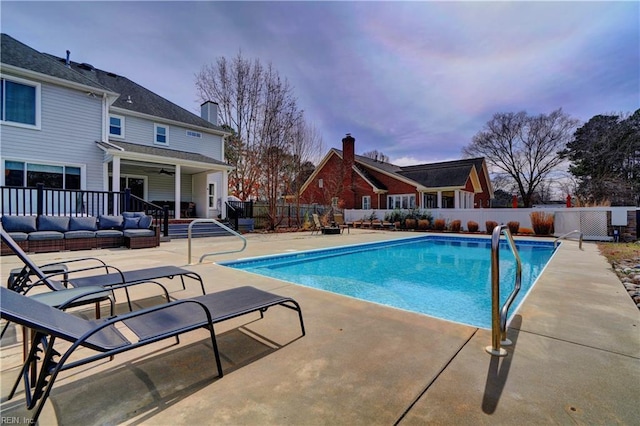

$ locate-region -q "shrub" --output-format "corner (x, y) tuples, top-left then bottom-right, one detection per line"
(385, 209), (405, 224)
(418, 210), (434, 223)
(530, 211), (554, 235)
(485, 220), (498, 234)
(434, 218), (446, 231)
(467, 221), (479, 233)
(507, 221), (520, 235)
(450, 220), (461, 233)
(418, 219), (430, 230)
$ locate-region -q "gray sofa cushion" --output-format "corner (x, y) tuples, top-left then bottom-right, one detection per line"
(28, 231), (64, 241)
(98, 215), (123, 230)
(95, 229), (123, 237)
(123, 229), (155, 238)
(69, 216), (98, 231)
(7, 232), (29, 242)
(38, 216), (69, 232)
(65, 230), (96, 239)
(2, 216), (37, 233)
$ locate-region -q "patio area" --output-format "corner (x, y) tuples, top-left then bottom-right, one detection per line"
(1, 229), (638, 425)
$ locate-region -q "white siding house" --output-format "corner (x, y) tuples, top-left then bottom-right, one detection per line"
(1, 34), (232, 219)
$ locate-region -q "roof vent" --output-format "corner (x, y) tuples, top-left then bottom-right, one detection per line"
(78, 63), (95, 71)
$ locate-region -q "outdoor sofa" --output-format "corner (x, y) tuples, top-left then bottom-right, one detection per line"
(0, 212), (159, 255)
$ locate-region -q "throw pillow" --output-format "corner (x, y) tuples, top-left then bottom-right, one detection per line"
(138, 215), (152, 229)
(123, 216), (141, 229)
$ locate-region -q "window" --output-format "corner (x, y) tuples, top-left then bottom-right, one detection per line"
(208, 183), (216, 208)
(186, 130), (202, 138)
(155, 123), (168, 145)
(331, 197), (339, 207)
(109, 114), (124, 137)
(4, 161), (81, 189)
(423, 194), (437, 209)
(387, 194), (416, 209)
(362, 196), (371, 210)
(1, 77), (40, 127)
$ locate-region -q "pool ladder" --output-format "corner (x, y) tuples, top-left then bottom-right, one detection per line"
(486, 225), (522, 357)
(554, 230), (583, 249)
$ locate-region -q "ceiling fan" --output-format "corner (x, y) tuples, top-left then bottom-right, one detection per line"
(158, 168), (175, 176)
(144, 167), (175, 176)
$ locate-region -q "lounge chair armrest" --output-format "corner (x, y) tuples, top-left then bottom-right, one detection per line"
(41, 286), (112, 310)
(40, 257), (108, 269)
(28, 265), (126, 289)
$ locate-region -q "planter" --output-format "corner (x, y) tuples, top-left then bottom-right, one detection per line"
(238, 218), (255, 233)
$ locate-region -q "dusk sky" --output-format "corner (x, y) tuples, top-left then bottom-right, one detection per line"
(2, 1), (638, 165)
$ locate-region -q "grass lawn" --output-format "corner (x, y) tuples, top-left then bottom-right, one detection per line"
(597, 242), (640, 264)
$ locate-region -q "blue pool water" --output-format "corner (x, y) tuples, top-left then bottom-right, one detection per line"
(220, 236), (557, 328)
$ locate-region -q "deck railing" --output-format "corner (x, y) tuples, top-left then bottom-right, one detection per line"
(1, 184), (169, 236)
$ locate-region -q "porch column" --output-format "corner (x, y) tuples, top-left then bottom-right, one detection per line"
(112, 156), (121, 214)
(437, 191), (442, 208)
(454, 190), (460, 209)
(174, 164), (181, 219)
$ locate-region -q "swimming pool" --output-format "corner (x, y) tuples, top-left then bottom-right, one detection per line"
(220, 235), (557, 328)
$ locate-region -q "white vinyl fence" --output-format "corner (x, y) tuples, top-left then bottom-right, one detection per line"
(344, 207), (637, 241)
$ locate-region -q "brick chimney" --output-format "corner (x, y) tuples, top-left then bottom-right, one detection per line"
(342, 133), (356, 208)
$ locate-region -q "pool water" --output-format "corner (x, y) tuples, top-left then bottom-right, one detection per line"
(220, 236), (557, 328)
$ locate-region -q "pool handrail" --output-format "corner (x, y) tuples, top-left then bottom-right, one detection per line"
(486, 224), (522, 357)
(187, 219), (247, 264)
(554, 230), (583, 250)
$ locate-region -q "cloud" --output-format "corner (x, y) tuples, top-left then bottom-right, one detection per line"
(2, 1), (637, 166)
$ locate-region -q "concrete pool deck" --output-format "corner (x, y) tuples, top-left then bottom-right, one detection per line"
(1, 230), (638, 425)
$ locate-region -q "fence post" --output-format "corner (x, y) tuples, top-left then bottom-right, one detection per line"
(163, 206), (169, 237)
(36, 183), (44, 216)
(123, 188), (131, 212)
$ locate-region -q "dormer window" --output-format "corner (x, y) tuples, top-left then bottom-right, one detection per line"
(154, 123), (168, 145)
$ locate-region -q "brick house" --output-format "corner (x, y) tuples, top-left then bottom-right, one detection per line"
(299, 134), (494, 210)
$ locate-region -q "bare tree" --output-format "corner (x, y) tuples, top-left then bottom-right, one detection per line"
(362, 150), (389, 163)
(463, 109), (578, 207)
(195, 53), (263, 200)
(196, 53), (325, 228)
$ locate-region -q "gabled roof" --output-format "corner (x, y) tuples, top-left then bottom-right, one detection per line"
(42, 53), (226, 133)
(1, 34), (112, 92)
(397, 158), (484, 189)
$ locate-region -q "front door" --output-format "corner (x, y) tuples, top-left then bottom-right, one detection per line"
(208, 183), (217, 218)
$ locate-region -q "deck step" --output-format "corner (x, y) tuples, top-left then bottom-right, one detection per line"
(167, 221), (233, 239)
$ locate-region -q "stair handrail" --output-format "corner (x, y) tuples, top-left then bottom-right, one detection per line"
(486, 224), (522, 357)
(187, 218), (247, 265)
(554, 230), (583, 249)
